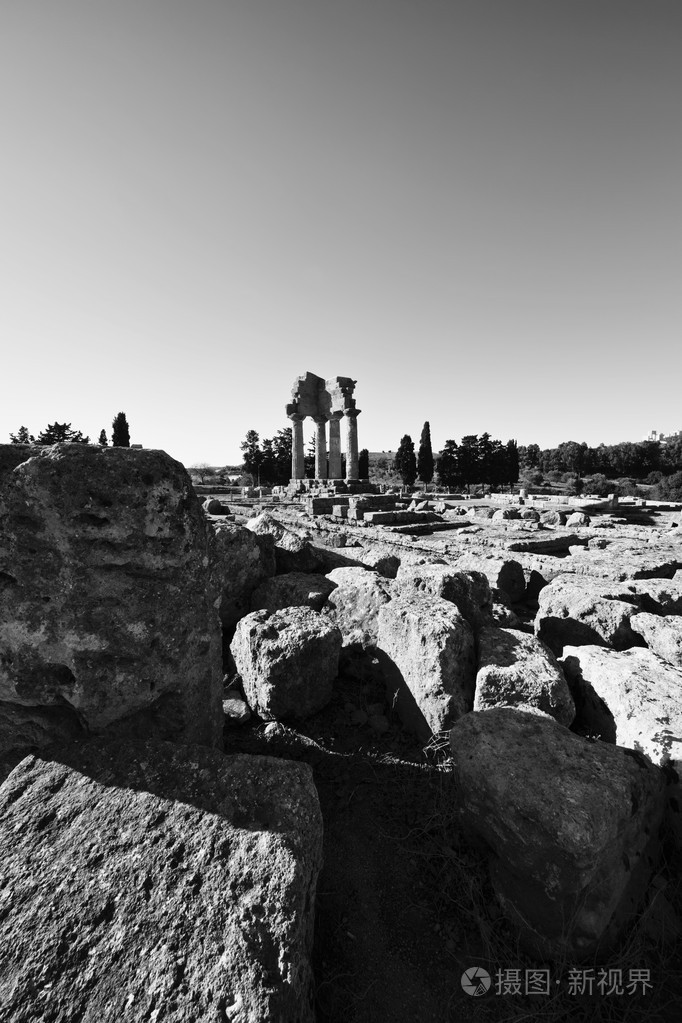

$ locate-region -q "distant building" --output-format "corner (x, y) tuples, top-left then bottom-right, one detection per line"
(643, 430), (681, 444)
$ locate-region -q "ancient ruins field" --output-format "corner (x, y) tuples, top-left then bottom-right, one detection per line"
(1, 442), (682, 1023)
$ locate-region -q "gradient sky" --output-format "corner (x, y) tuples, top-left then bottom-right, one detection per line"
(2, 0), (680, 467)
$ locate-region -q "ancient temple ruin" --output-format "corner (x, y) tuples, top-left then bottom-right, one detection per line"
(286, 372), (362, 482)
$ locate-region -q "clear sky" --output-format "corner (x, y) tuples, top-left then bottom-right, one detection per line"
(2, 0), (680, 467)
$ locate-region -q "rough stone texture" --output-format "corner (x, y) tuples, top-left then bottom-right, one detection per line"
(394, 563), (493, 632)
(249, 572), (336, 614)
(451, 553), (526, 603)
(203, 497), (226, 514)
(0, 445), (223, 755)
(323, 567), (393, 651)
(566, 546), (682, 581)
(352, 544), (400, 579)
(377, 593), (475, 741)
(492, 507), (520, 521)
(630, 612), (682, 667)
(566, 511), (591, 527)
(245, 513), (321, 574)
(506, 533), (586, 554)
(518, 508), (540, 521)
(0, 739), (322, 1023)
(560, 644), (682, 842)
(0, 444), (35, 478)
(474, 627), (575, 725)
(627, 578), (682, 615)
(539, 510), (567, 526)
(534, 576), (645, 655)
(230, 607), (342, 719)
(449, 708), (665, 960)
(211, 520), (276, 632)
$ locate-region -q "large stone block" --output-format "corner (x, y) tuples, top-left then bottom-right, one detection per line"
(475, 627), (575, 725)
(534, 576), (645, 655)
(249, 572), (336, 613)
(323, 567), (393, 651)
(230, 607), (342, 719)
(211, 520), (276, 631)
(0, 445), (223, 754)
(395, 563), (493, 632)
(451, 553), (526, 603)
(377, 593), (475, 740)
(245, 513), (321, 574)
(449, 709), (665, 960)
(0, 739), (322, 1023)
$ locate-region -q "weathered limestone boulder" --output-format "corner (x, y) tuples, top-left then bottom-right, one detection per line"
(230, 607), (342, 719)
(203, 497), (226, 514)
(211, 520), (276, 631)
(0, 445), (223, 755)
(323, 567), (393, 651)
(506, 533), (586, 555)
(539, 510), (567, 526)
(566, 546), (682, 581)
(492, 507), (520, 521)
(566, 511), (591, 527)
(245, 513), (321, 574)
(0, 739), (322, 1023)
(519, 507), (540, 521)
(534, 576), (644, 655)
(352, 544), (400, 579)
(630, 613), (682, 667)
(449, 709), (665, 960)
(249, 572), (336, 613)
(474, 627), (575, 725)
(559, 645), (682, 766)
(628, 577), (682, 615)
(395, 563), (493, 632)
(377, 593), (475, 741)
(452, 553), (526, 603)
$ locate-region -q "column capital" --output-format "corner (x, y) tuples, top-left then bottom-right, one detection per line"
(327, 410), (344, 421)
(344, 407), (361, 419)
(288, 412), (305, 423)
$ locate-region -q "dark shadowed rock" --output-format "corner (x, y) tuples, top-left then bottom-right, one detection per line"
(0, 445), (223, 755)
(449, 709), (665, 960)
(211, 520), (276, 631)
(451, 552), (526, 603)
(245, 512), (321, 574)
(250, 572), (336, 613)
(475, 627), (575, 724)
(0, 739), (322, 1023)
(230, 607), (342, 719)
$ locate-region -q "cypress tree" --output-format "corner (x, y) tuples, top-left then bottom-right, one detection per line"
(394, 435), (417, 487)
(98, 429), (108, 446)
(417, 422), (434, 486)
(111, 412), (130, 447)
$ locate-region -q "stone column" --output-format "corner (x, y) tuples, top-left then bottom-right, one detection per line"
(289, 413), (305, 480)
(344, 409), (361, 480)
(313, 417), (328, 480)
(327, 412), (343, 479)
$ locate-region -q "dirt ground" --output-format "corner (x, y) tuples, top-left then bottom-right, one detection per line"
(225, 662), (682, 1023)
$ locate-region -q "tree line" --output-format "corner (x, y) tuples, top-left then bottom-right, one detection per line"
(519, 437), (682, 480)
(9, 413), (131, 447)
(394, 424), (519, 490)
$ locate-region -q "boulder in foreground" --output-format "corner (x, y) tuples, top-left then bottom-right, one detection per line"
(0, 444), (223, 755)
(0, 739), (323, 1023)
(449, 709), (665, 960)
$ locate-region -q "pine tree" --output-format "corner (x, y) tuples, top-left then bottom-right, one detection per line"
(240, 430), (262, 479)
(98, 429), (108, 446)
(37, 422), (89, 444)
(272, 427), (293, 484)
(417, 422), (434, 486)
(9, 426), (34, 444)
(111, 412), (130, 447)
(394, 435), (417, 487)
(437, 440), (460, 489)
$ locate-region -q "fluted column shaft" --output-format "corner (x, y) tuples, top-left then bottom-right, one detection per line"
(328, 413), (343, 479)
(289, 414), (305, 480)
(313, 417), (328, 480)
(345, 409), (360, 480)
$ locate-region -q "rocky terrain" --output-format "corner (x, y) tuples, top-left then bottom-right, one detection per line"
(1, 444), (681, 1022)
